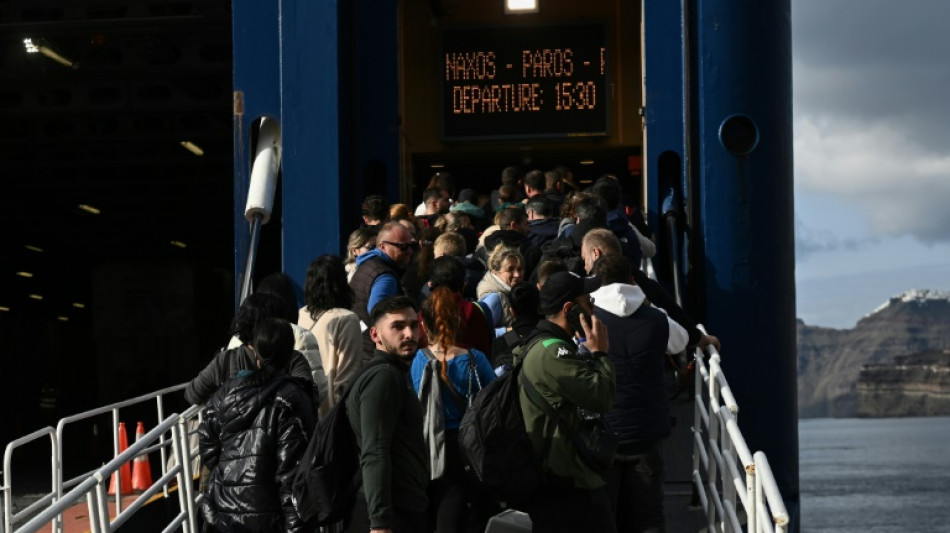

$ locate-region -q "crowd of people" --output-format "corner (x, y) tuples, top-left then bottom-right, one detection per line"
(188, 165), (721, 533)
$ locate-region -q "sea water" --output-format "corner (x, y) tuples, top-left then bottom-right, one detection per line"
(799, 417), (950, 532)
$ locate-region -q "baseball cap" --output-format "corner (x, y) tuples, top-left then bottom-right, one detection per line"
(539, 271), (601, 315)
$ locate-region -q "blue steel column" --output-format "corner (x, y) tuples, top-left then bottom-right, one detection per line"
(694, 1), (799, 529)
(279, 0), (342, 290)
(232, 2), (281, 308)
(642, 1), (685, 235)
(233, 1), (343, 300)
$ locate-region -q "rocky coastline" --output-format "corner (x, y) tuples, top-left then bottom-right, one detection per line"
(797, 289), (950, 418)
(857, 350), (950, 417)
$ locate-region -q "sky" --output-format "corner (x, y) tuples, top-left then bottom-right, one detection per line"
(792, 0), (950, 328)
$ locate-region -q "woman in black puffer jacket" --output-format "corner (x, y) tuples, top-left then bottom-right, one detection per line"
(198, 318), (317, 533)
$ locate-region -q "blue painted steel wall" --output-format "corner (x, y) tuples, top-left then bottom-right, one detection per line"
(693, 0), (799, 527)
(642, 1), (685, 233)
(278, 1), (342, 296)
(233, 1), (401, 304)
(232, 2), (281, 308)
(642, 0), (689, 298)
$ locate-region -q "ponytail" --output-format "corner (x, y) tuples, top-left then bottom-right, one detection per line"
(421, 285), (460, 385)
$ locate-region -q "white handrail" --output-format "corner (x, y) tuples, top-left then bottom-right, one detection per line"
(2, 428), (58, 533)
(692, 324), (789, 533)
(15, 415), (185, 533)
(1, 384), (196, 533)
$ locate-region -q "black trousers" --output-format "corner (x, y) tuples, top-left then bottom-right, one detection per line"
(427, 429), (501, 533)
(604, 440), (665, 533)
(526, 484), (617, 533)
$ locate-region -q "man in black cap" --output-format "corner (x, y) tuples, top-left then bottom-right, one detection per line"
(514, 271), (618, 533)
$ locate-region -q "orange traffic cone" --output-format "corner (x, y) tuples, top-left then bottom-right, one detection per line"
(132, 422), (153, 491)
(108, 422), (133, 495)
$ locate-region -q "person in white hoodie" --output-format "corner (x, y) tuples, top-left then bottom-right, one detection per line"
(589, 253), (688, 533)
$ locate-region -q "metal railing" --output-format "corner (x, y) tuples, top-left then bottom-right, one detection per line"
(1, 385), (202, 533)
(692, 326), (789, 533)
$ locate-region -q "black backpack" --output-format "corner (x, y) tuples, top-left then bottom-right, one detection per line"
(457, 357), (543, 508)
(291, 360), (387, 525)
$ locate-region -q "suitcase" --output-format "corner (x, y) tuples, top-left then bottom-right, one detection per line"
(484, 509), (532, 532)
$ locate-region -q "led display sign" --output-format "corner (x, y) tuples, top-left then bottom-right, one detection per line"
(442, 23), (608, 140)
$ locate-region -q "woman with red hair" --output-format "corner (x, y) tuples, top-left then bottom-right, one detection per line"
(410, 285), (497, 533)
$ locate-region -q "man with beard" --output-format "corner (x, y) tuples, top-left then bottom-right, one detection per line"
(515, 271), (618, 533)
(347, 296), (429, 533)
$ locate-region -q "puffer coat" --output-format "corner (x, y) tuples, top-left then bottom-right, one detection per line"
(198, 371), (317, 533)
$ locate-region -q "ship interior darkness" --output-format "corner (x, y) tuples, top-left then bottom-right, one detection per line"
(0, 1), (236, 450)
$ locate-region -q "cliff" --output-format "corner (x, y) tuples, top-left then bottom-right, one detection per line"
(797, 290), (950, 418)
(857, 350), (950, 417)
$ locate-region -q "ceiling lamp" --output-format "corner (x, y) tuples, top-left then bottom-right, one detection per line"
(505, 0), (538, 14)
(180, 141), (204, 156)
(23, 38), (78, 69)
(25, 245), (44, 252)
(78, 204), (101, 215)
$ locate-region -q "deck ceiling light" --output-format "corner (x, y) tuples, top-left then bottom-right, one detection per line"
(78, 204), (101, 215)
(29, 294), (43, 301)
(25, 245), (44, 252)
(0, 306), (10, 312)
(170, 240), (187, 249)
(57, 316), (69, 322)
(72, 302), (86, 309)
(180, 141), (204, 156)
(16, 271), (34, 278)
(505, 0), (539, 14)
(24, 38), (78, 69)
(579, 160), (595, 165)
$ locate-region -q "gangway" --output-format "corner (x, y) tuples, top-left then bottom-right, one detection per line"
(3, 345), (788, 533)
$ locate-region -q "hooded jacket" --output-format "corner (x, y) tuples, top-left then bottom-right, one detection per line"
(198, 372), (316, 533)
(591, 282), (688, 441)
(515, 320), (616, 490)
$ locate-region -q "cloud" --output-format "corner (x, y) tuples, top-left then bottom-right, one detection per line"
(795, 214), (876, 260)
(793, 0), (950, 243)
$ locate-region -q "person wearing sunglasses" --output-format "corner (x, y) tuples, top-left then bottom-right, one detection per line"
(351, 221), (420, 358)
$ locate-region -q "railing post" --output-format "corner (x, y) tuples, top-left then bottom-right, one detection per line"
(157, 395), (170, 499)
(692, 347), (703, 478)
(85, 491), (99, 533)
(175, 409), (201, 533)
(111, 408), (122, 516)
(706, 356), (720, 530)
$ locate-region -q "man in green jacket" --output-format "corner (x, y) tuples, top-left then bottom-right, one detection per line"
(347, 296), (429, 533)
(517, 271), (618, 533)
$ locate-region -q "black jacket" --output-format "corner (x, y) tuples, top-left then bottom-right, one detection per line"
(346, 350), (429, 529)
(198, 372), (317, 533)
(185, 345), (314, 405)
(594, 304), (671, 441)
(525, 217), (560, 249)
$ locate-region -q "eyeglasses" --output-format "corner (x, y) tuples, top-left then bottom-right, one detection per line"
(382, 240), (419, 252)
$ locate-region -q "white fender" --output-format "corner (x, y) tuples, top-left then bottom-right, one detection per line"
(244, 117), (282, 224)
